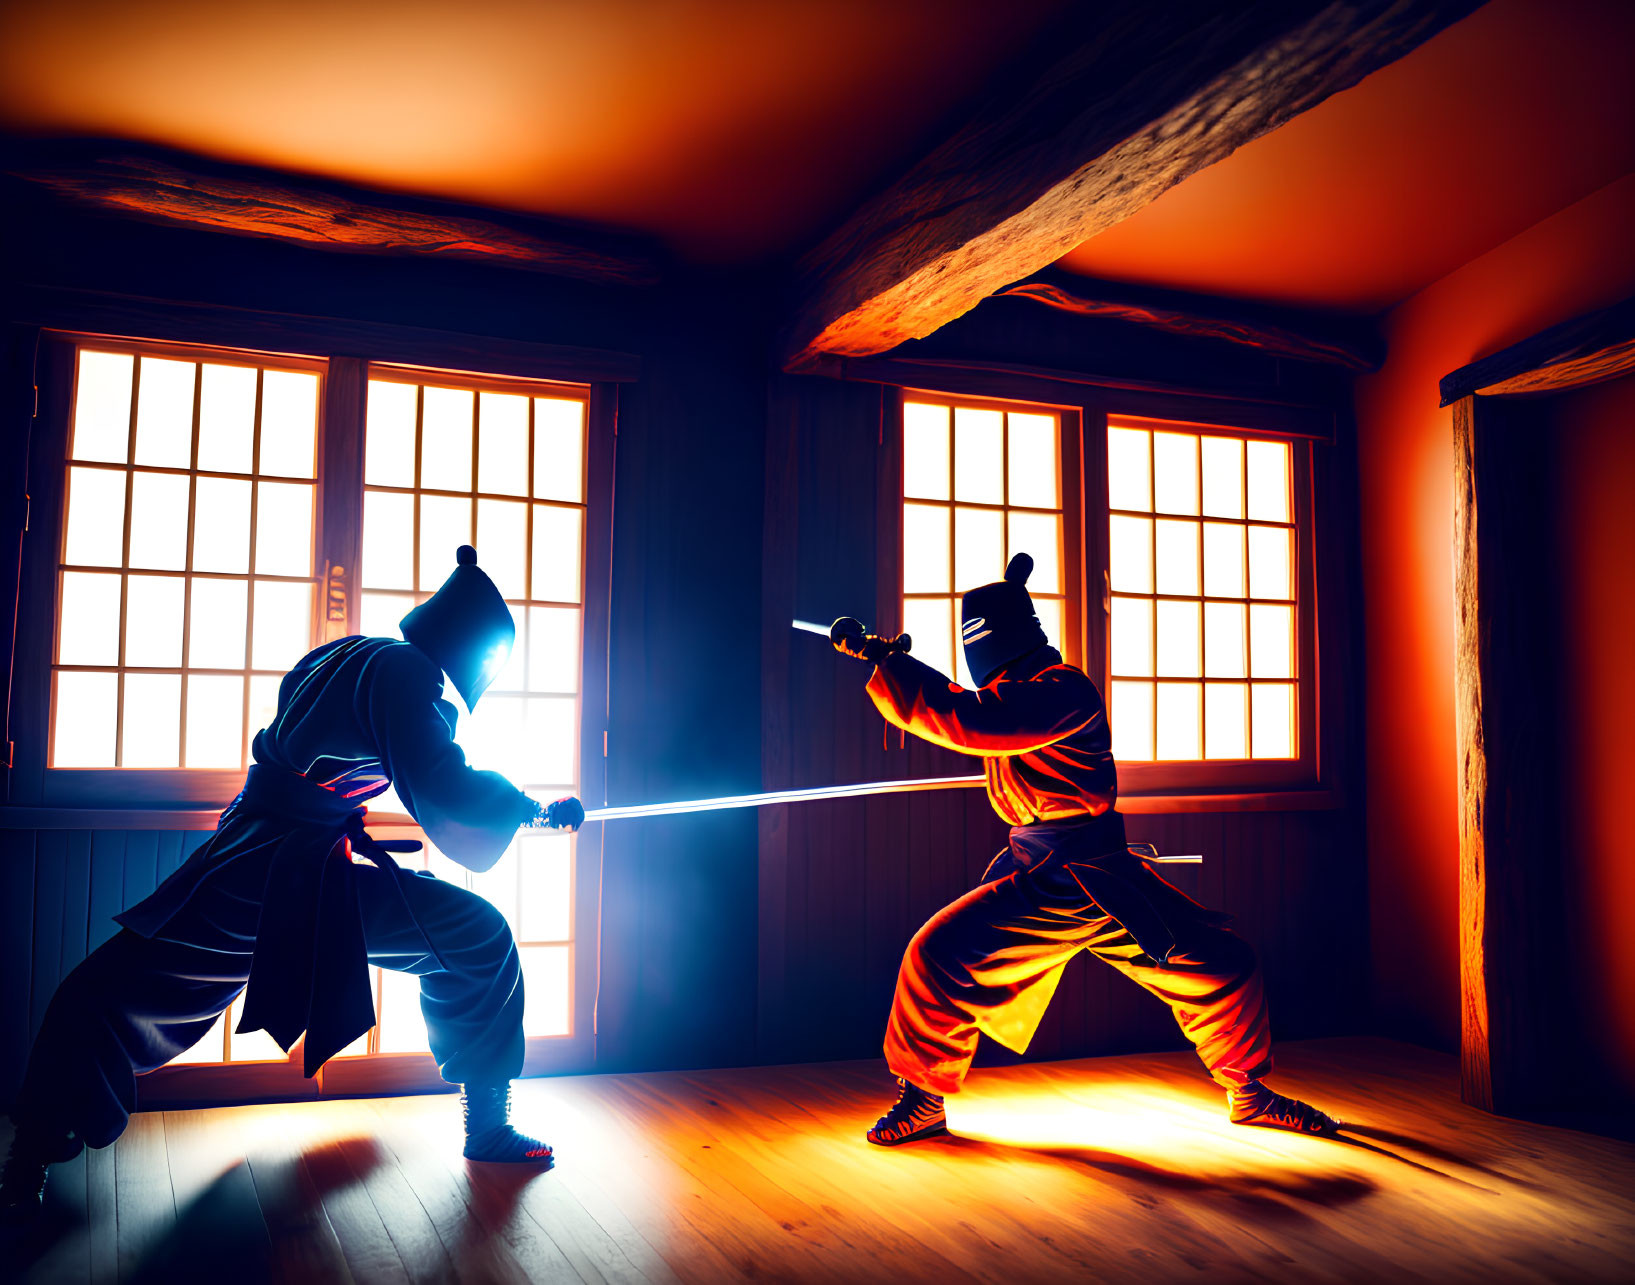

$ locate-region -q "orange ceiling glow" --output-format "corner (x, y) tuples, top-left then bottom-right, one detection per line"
(1057, 0), (1635, 315)
(0, 0), (1074, 266)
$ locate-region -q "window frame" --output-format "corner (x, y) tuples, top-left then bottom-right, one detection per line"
(11, 330), (617, 1089)
(1089, 410), (1319, 793)
(884, 383), (1327, 804)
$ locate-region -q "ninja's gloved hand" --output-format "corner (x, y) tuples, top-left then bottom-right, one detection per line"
(526, 796), (585, 832)
(830, 617), (911, 664)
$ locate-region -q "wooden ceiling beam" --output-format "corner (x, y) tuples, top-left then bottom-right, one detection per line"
(7, 152), (660, 287)
(780, 0), (1482, 373)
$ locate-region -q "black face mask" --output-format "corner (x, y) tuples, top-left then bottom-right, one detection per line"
(961, 553), (1048, 687)
(398, 545), (514, 710)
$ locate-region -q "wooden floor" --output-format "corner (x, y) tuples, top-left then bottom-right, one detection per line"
(6, 1037), (1635, 1284)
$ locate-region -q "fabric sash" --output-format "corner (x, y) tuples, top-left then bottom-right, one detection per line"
(1000, 811), (1225, 963)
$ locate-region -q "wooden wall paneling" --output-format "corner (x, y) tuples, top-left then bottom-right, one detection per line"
(0, 829), (36, 1100)
(122, 828), (159, 910)
(28, 829), (66, 1039)
(86, 828), (127, 954)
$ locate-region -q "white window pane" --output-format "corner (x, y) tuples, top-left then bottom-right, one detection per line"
(953, 506), (1003, 593)
(460, 693), (523, 779)
(1007, 510), (1061, 593)
(1204, 683), (1249, 759)
(523, 698), (576, 786)
(377, 968), (431, 1053)
(53, 671), (118, 766)
(1006, 413), (1058, 509)
(365, 380), (418, 488)
(169, 1010), (226, 1065)
(192, 477), (252, 574)
(248, 674), (282, 759)
(198, 363), (256, 474)
(531, 505), (582, 603)
(1154, 520), (1200, 597)
(533, 398), (585, 503)
(1107, 427), (1151, 512)
(903, 403), (950, 500)
(1110, 596), (1152, 677)
(520, 834), (572, 943)
(469, 847), (519, 932)
(1034, 597), (1065, 658)
(361, 591), (413, 640)
(419, 495), (472, 591)
(226, 996), (287, 1063)
(58, 571), (121, 666)
(125, 575), (184, 667)
(422, 386), (473, 492)
(1251, 684), (1296, 759)
(520, 945), (571, 1037)
(252, 580), (312, 671)
(1202, 522), (1246, 599)
(1110, 680), (1153, 762)
(72, 351), (133, 463)
(362, 490), (415, 589)
(128, 472), (190, 570)
(952, 407), (1003, 503)
(133, 357), (195, 469)
(1152, 431), (1198, 516)
(1248, 525), (1292, 600)
(527, 606), (580, 693)
(1249, 603), (1294, 679)
(63, 468), (127, 567)
(259, 370), (319, 479)
(478, 392), (530, 497)
(902, 597), (954, 682)
(188, 579), (248, 668)
(476, 499), (528, 599)
(254, 482), (313, 577)
(1156, 683), (1201, 760)
(185, 675), (245, 768)
(121, 673), (181, 767)
(1246, 439), (1291, 522)
(1201, 436), (1244, 519)
(1108, 515), (1152, 593)
(903, 503), (950, 594)
(1204, 602), (1247, 678)
(1155, 600), (1201, 677)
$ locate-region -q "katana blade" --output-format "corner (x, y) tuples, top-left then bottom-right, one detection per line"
(580, 777), (1201, 861)
(791, 618), (832, 637)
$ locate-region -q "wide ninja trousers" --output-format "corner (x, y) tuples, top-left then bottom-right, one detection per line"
(14, 858), (524, 1151)
(884, 856), (1273, 1097)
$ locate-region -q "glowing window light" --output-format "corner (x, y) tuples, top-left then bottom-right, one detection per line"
(51, 346), (320, 772)
(902, 399), (1071, 690)
(1107, 421), (1297, 762)
(358, 373), (588, 1056)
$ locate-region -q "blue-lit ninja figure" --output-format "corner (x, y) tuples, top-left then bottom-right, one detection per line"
(1, 546), (584, 1220)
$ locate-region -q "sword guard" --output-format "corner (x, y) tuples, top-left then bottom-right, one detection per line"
(831, 617), (911, 660)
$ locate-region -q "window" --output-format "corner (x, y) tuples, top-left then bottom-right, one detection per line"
(901, 397), (1076, 684)
(53, 347), (320, 770)
(349, 371), (587, 1052)
(45, 338), (599, 1069)
(1105, 418), (1300, 765)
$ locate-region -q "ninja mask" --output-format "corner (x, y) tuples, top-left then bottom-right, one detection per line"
(399, 545), (514, 710)
(961, 552), (1049, 687)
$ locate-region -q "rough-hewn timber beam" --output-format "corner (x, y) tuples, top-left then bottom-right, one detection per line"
(9, 153), (659, 287)
(994, 273), (1384, 371)
(1440, 295), (1635, 404)
(780, 0), (1481, 372)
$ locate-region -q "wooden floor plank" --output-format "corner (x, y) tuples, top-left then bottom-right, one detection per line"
(10, 1038), (1635, 1285)
(112, 1110), (177, 1280)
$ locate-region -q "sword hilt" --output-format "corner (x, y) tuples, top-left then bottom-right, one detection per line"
(830, 617), (911, 658)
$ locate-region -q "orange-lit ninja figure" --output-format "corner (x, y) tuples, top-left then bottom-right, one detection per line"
(836, 553), (1337, 1146)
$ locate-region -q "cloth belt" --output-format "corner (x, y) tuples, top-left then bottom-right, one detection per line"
(1004, 810), (1224, 964)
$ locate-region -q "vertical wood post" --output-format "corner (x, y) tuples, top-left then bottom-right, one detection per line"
(318, 357), (367, 642)
(1454, 395), (1569, 1113)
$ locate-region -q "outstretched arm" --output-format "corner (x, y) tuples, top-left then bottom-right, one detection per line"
(865, 651), (1103, 757)
(363, 646), (538, 872)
